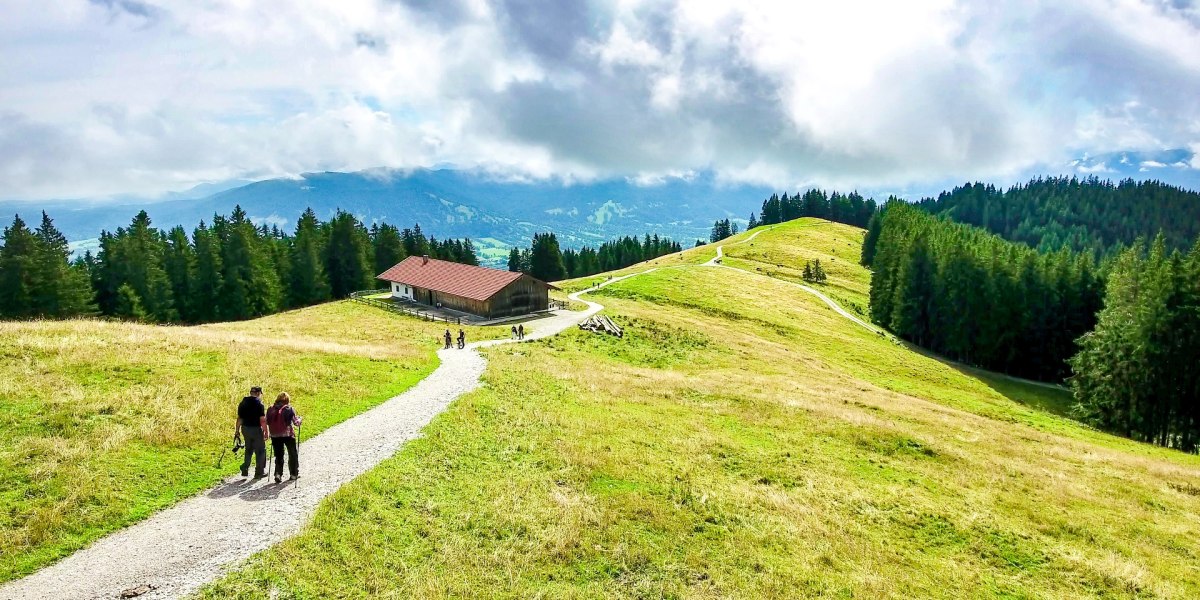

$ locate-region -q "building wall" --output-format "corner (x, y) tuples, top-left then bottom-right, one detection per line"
(383, 275), (550, 318)
(389, 282), (415, 301)
(488, 276), (550, 318)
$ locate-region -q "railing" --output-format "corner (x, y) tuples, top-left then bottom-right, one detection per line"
(549, 299), (570, 310)
(348, 289), (464, 324)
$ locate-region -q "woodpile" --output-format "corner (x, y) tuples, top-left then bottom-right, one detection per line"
(579, 315), (623, 337)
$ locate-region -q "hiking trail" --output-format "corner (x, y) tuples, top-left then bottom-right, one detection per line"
(0, 272), (646, 600)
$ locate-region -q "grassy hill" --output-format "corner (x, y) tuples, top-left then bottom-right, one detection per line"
(0, 303), (506, 582)
(200, 219), (1200, 599)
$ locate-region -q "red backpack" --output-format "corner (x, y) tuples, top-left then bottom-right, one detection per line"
(266, 404), (293, 436)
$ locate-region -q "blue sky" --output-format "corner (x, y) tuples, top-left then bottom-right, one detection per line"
(1, 0), (1199, 200)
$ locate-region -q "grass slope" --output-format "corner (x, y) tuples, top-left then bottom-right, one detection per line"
(202, 220), (1200, 598)
(0, 302), (505, 582)
(202, 221), (1200, 599)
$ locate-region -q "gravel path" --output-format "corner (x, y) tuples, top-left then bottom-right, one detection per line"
(0, 275), (643, 600)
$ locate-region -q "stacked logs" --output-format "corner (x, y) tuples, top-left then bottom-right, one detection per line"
(579, 315), (623, 337)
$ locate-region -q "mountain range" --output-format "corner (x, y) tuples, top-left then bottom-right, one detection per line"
(2, 148), (1196, 265)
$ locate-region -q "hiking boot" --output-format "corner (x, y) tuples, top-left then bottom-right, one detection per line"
(289, 474), (300, 481)
(241, 469), (248, 477)
(253, 472), (267, 479)
(274, 475), (282, 484)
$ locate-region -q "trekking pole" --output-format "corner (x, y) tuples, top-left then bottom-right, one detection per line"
(294, 426), (301, 490)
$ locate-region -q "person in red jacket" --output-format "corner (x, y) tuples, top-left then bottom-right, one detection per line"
(266, 392), (303, 484)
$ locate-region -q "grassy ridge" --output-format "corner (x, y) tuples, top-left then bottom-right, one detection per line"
(0, 302), (506, 582)
(203, 221), (1200, 598)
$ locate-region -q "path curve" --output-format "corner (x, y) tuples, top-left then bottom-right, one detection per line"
(0, 273), (647, 600)
(707, 231), (1066, 392)
(703, 227), (884, 336)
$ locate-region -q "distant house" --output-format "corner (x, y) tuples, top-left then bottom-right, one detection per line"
(377, 256), (557, 319)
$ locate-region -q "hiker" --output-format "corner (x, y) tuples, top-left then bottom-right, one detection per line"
(511, 325), (518, 340)
(457, 328), (466, 349)
(443, 328), (452, 349)
(266, 392), (303, 483)
(518, 324), (525, 340)
(234, 386), (268, 479)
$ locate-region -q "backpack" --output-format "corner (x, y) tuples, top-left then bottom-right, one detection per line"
(266, 404), (293, 436)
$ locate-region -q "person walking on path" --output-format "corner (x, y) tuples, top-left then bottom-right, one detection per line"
(518, 324), (525, 340)
(266, 392), (303, 483)
(457, 328), (466, 349)
(511, 325), (517, 339)
(443, 328), (452, 349)
(234, 386), (268, 479)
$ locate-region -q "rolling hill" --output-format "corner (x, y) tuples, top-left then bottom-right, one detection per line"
(192, 219), (1199, 599)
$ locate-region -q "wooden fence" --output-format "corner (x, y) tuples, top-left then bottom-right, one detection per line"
(348, 289), (465, 324)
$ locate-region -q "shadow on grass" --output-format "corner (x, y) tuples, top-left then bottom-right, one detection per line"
(891, 335), (1076, 419)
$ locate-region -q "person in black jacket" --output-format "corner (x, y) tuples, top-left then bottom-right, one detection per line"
(234, 386), (269, 479)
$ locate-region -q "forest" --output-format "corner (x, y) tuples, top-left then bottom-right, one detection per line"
(916, 176), (1200, 254)
(508, 232), (683, 282)
(0, 207), (479, 324)
(752, 189), (878, 230)
(1071, 237), (1200, 451)
(707, 188), (881, 245)
(866, 196), (1200, 452)
(864, 202), (1103, 382)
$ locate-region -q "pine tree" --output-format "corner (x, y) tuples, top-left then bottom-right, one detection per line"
(508, 247), (522, 272)
(0, 215), (38, 318)
(324, 210), (374, 299)
(191, 221), (224, 322)
(529, 232), (567, 282)
(114, 283), (148, 321)
(32, 212), (95, 317)
(163, 225), (195, 321)
(290, 208), (331, 307)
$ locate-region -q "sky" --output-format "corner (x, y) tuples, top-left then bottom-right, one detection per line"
(2, 0), (1199, 200)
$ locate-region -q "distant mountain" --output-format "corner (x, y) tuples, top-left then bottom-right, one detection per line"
(2, 170), (772, 262)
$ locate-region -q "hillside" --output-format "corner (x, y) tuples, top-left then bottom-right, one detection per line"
(0, 303), (507, 582)
(198, 219), (1200, 599)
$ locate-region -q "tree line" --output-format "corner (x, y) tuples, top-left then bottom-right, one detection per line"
(509, 232), (683, 282)
(865, 199), (1200, 452)
(706, 189), (882, 246)
(916, 176), (1200, 255)
(863, 202), (1104, 383)
(752, 189), (879, 230)
(0, 207), (478, 323)
(1071, 236), (1200, 452)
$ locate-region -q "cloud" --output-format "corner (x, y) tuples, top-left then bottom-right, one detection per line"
(1, 0), (1199, 200)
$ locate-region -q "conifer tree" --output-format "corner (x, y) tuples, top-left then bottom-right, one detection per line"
(32, 211), (95, 317)
(163, 225), (195, 321)
(290, 208), (331, 307)
(324, 210), (373, 298)
(191, 221), (223, 322)
(0, 215), (37, 318)
(529, 232), (567, 282)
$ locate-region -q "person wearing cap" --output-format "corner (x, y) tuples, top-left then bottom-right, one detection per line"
(234, 386), (269, 478)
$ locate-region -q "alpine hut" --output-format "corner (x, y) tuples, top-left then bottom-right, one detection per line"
(377, 255), (557, 319)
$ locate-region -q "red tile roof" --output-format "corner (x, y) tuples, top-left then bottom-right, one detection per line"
(377, 256), (554, 301)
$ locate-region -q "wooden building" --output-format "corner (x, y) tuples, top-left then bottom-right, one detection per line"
(377, 256), (557, 319)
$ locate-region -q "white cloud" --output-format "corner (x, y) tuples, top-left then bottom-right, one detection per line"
(1, 0), (1200, 200)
